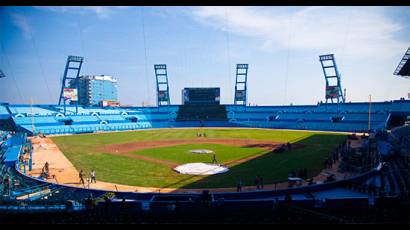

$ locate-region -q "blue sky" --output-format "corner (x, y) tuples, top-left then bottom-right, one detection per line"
(0, 6), (409, 106)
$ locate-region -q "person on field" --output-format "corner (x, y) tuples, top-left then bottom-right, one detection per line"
(79, 169), (85, 186)
(44, 162), (49, 173)
(212, 154), (218, 164)
(41, 162), (49, 178)
(90, 169), (96, 183)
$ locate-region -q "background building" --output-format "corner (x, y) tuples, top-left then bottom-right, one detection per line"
(71, 75), (118, 106)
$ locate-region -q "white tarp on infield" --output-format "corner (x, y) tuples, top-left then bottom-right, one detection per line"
(174, 163), (229, 175)
(189, 149), (214, 154)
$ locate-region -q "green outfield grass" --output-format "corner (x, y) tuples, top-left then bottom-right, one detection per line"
(51, 128), (347, 189)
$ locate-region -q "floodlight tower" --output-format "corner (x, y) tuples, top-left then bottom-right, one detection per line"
(234, 64), (249, 106)
(319, 54), (345, 104)
(154, 64), (171, 106)
(394, 46), (410, 79)
(58, 56), (84, 105)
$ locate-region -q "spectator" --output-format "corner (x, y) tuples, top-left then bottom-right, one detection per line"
(287, 142), (292, 151)
(237, 179), (242, 192)
(254, 175), (261, 189)
(104, 196), (111, 210)
(121, 198), (126, 209)
(3, 176), (10, 196)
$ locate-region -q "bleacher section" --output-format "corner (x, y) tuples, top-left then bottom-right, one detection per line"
(9, 105), (179, 135)
(1, 133), (24, 169)
(363, 157), (410, 196)
(1, 132), (48, 201)
(225, 102), (398, 132)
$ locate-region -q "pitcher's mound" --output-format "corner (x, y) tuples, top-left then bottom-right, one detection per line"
(174, 163), (228, 175)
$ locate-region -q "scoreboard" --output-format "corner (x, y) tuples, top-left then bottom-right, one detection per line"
(182, 88), (220, 105)
(325, 85), (340, 99)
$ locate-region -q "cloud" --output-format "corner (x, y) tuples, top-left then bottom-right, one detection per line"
(10, 13), (32, 39)
(34, 6), (130, 19)
(192, 6), (407, 59)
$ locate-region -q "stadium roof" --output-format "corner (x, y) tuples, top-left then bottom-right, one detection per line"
(394, 46), (410, 78)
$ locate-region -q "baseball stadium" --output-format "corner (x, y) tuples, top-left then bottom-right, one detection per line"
(1, 6), (410, 224)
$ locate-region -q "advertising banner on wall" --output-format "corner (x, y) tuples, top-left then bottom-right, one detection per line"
(63, 88), (78, 101)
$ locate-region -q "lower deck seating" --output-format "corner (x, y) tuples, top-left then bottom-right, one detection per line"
(21, 122), (154, 135)
(231, 120), (379, 132)
(7, 100), (410, 135)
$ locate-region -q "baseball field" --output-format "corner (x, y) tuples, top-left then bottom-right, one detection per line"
(50, 128), (347, 189)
